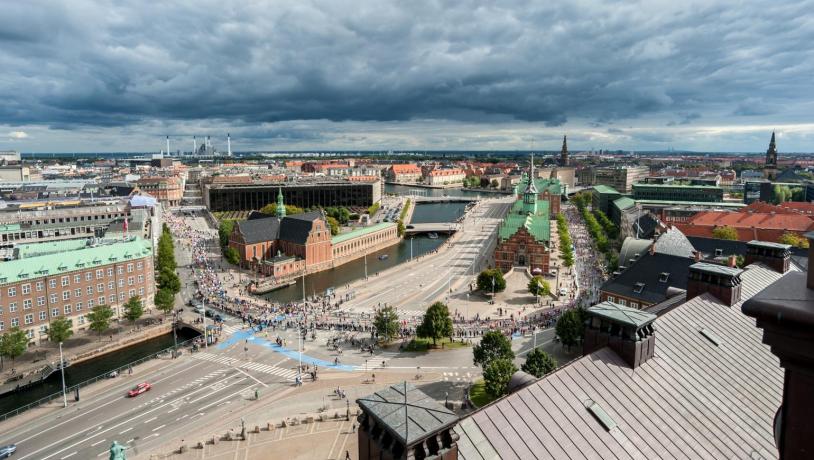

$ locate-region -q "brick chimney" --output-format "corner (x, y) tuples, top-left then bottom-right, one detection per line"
(742, 231), (814, 459)
(583, 301), (657, 369)
(746, 240), (792, 274)
(686, 262), (743, 306)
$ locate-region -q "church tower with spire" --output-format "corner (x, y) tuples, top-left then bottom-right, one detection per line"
(764, 132), (778, 180)
(276, 187), (286, 218)
(560, 135), (569, 166)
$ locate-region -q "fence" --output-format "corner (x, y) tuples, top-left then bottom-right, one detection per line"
(0, 337), (198, 422)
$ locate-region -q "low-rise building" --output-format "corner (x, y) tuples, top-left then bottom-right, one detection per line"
(386, 164), (422, 183)
(594, 165), (650, 193)
(425, 168), (466, 186)
(675, 209), (814, 242)
(136, 176), (183, 206)
(632, 183), (724, 202)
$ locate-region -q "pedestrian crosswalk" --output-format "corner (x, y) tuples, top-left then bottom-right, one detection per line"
(442, 371), (472, 382)
(192, 352), (298, 380)
(350, 351), (400, 370)
(220, 324), (242, 336)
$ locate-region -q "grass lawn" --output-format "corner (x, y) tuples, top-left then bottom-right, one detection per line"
(403, 337), (469, 352)
(469, 379), (497, 408)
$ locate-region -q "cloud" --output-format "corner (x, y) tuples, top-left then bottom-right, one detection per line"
(0, 0), (812, 151)
(7, 131), (27, 139)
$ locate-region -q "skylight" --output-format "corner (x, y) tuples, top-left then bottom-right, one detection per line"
(586, 400), (617, 431)
(700, 328), (721, 346)
(658, 272), (670, 283)
(633, 282), (645, 293)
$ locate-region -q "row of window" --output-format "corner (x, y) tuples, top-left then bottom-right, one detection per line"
(0, 288), (145, 316)
(1, 277), (146, 308)
(0, 306), (131, 333)
(2, 263), (146, 298)
(604, 295), (640, 309)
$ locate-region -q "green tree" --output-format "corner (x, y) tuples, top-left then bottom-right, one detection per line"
(482, 358), (517, 398)
(87, 305), (115, 338)
(0, 328), (29, 366)
(158, 268), (181, 294)
(778, 232), (809, 248)
(367, 203), (380, 216)
(224, 246), (240, 265)
(528, 276), (550, 297)
(218, 219), (236, 248)
(522, 348), (557, 378)
(711, 225), (739, 241)
(555, 308), (584, 351)
(326, 216), (340, 236)
(373, 306), (399, 343)
(490, 179), (500, 189)
(397, 220), (405, 237)
(480, 177), (490, 188)
(123, 296), (144, 324)
(416, 302), (453, 346)
(477, 269), (506, 293)
(472, 330), (514, 368)
(154, 288), (175, 315)
(47, 317), (74, 344)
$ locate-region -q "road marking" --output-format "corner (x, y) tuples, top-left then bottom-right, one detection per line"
(60, 453), (77, 459)
(232, 366), (269, 387)
(187, 377), (247, 405)
(175, 414), (189, 421)
(167, 407), (178, 413)
(126, 438), (135, 443)
(90, 439), (106, 447)
(143, 416), (157, 424)
(273, 357), (288, 367)
(152, 424), (166, 432)
(97, 452), (107, 457)
(119, 428), (132, 435)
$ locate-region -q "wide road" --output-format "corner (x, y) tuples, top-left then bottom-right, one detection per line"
(341, 196), (513, 316)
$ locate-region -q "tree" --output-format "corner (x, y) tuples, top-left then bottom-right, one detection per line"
(712, 226), (738, 241)
(154, 288), (175, 315)
(522, 348), (557, 377)
(373, 306), (399, 343)
(0, 328), (29, 366)
(477, 269), (506, 293)
(158, 268), (181, 294)
(482, 358), (517, 398)
(778, 232), (809, 248)
(528, 276), (550, 297)
(480, 177), (490, 188)
(326, 216), (340, 236)
(123, 296), (144, 324)
(47, 317), (74, 344)
(416, 302), (453, 346)
(473, 330), (514, 368)
(555, 308), (584, 351)
(397, 220), (405, 237)
(490, 179), (500, 189)
(218, 219), (236, 248)
(260, 203), (305, 216)
(367, 203), (380, 216)
(224, 246), (240, 265)
(87, 305), (114, 338)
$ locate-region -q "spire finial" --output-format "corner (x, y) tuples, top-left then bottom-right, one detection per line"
(276, 187), (286, 218)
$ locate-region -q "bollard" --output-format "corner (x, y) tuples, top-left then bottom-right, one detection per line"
(179, 445), (188, 454)
(212, 436), (219, 445)
(254, 425), (260, 433)
(267, 422), (274, 431)
(197, 441), (204, 449)
(281, 419), (288, 428)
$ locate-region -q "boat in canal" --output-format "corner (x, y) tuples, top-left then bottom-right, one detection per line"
(427, 232), (439, 239)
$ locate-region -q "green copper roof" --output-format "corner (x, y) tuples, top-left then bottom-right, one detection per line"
(593, 185), (620, 194)
(499, 200), (550, 243)
(0, 238), (152, 286)
(588, 301), (657, 328)
(516, 177), (562, 195)
(331, 222), (396, 244)
(0, 223), (21, 233)
(16, 239), (94, 258)
(613, 197), (636, 211)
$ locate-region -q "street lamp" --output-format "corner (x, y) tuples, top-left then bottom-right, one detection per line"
(59, 342), (67, 408)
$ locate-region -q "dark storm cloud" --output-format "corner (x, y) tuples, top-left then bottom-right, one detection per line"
(0, 0), (813, 131)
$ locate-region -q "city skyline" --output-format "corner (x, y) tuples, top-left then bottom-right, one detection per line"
(2, 0), (814, 152)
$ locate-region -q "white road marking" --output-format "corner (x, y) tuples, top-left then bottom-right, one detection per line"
(60, 453), (77, 459)
(118, 428), (132, 435)
(143, 416), (157, 424)
(232, 366), (269, 387)
(152, 424), (166, 432)
(90, 439), (106, 447)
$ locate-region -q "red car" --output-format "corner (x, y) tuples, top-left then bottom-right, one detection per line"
(128, 382), (152, 397)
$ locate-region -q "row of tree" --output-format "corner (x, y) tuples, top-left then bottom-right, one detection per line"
(476, 268), (506, 293)
(555, 213), (574, 268)
(153, 224), (179, 314)
(474, 330), (558, 399)
(396, 199), (411, 237)
(573, 193), (616, 269)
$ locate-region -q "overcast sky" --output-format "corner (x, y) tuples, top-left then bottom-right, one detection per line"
(1, 0), (813, 153)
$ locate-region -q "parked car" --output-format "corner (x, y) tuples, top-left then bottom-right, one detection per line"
(128, 382), (152, 397)
(0, 444), (16, 458)
(559, 288), (568, 296)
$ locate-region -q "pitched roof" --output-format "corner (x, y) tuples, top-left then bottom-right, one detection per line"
(593, 185), (620, 194)
(602, 252), (694, 304)
(686, 211), (814, 231)
(457, 263), (788, 460)
(390, 164), (421, 174)
(278, 211), (323, 244)
(235, 216), (281, 244)
(331, 222), (396, 244)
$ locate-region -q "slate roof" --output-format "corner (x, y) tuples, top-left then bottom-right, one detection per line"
(632, 213), (659, 239)
(278, 210), (322, 244)
(357, 382), (457, 446)
(653, 226), (695, 258)
(687, 236), (809, 271)
(457, 263), (789, 460)
(235, 216), (281, 244)
(236, 210), (324, 245)
(601, 252), (694, 305)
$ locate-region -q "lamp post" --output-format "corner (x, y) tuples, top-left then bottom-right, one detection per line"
(59, 342), (67, 408)
(202, 297), (208, 348)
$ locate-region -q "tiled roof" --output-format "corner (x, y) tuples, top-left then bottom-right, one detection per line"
(457, 263), (789, 460)
(390, 164), (421, 174)
(686, 211), (814, 231)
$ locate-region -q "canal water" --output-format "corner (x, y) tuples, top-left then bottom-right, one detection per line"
(262, 186), (476, 303)
(0, 329), (199, 415)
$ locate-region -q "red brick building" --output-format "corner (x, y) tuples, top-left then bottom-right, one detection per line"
(494, 227), (551, 274)
(675, 210), (814, 242)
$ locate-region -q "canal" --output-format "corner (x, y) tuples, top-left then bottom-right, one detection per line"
(0, 328), (199, 416)
(262, 186), (477, 303)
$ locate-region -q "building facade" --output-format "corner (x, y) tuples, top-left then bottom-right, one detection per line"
(594, 166), (650, 193)
(204, 178), (381, 212)
(386, 164), (422, 183)
(136, 176), (184, 207)
(0, 237), (154, 344)
(632, 183), (724, 202)
(425, 168), (466, 186)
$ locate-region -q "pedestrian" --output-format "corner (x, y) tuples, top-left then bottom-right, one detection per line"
(346, 450), (351, 460)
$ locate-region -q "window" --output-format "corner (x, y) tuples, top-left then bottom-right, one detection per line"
(137, 262), (143, 270)
(96, 269), (103, 279)
(52, 308), (59, 317)
(61, 276), (69, 287)
(76, 302), (82, 311)
(50, 294), (57, 304)
(62, 291), (70, 300)
(9, 303), (16, 313)
(98, 296), (105, 305)
(21, 284), (30, 295)
(127, 276), (134, 286)
(24, 314), (33, 325)
(118, 279), (124, 288)
(78, 315), (85, 325)
(87, 286), (93, 295)
(11, 318), (18, 327)
(7, 287), (15, 297)
(85, 272), (93, 281)
(607, 296), (615, 302)
(117, 267), (123, 275)
(128, 289), (135, 297)
(37, 296), (45, 307)
(117, 293), (124, 301)
(39, 311), (46, 321)
(619, 298), (628, 306)
(88, 299), (95, 308)
(633, 282), (645, 294)
(107, 268), (114, 277)
(658, 272), (670, 283)
(107, 281), (114, 290)
(0, 321), (4, 331)
(97, 283), (104, 293)
(631, 302), (639, 309)
(36, 281), (43, 292)
(137, 275), (144, 284)
(74, 274), (81, 283)
(138, 288), (144, 296)
(49, 279), (56, 289)
(74, 289), (81, 297)
(127, 263), (133, 273)
(23, 299), (31, 309)
(64, 305), (71, 315)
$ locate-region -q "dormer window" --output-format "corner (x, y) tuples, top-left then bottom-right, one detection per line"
(714, 248), (723, 256)
(633, 282), (645, 294)
(658, 272), (670, 283)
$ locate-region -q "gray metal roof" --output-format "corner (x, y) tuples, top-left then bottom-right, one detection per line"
(746, 240), (792, 250)
(588, 301), (657, 328)
(457, 263), (789, 460)
(690, 262), (743, 277)
(357, 382), (457, 446)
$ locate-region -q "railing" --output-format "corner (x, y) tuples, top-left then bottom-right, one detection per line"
(0, 337), (198, 422)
